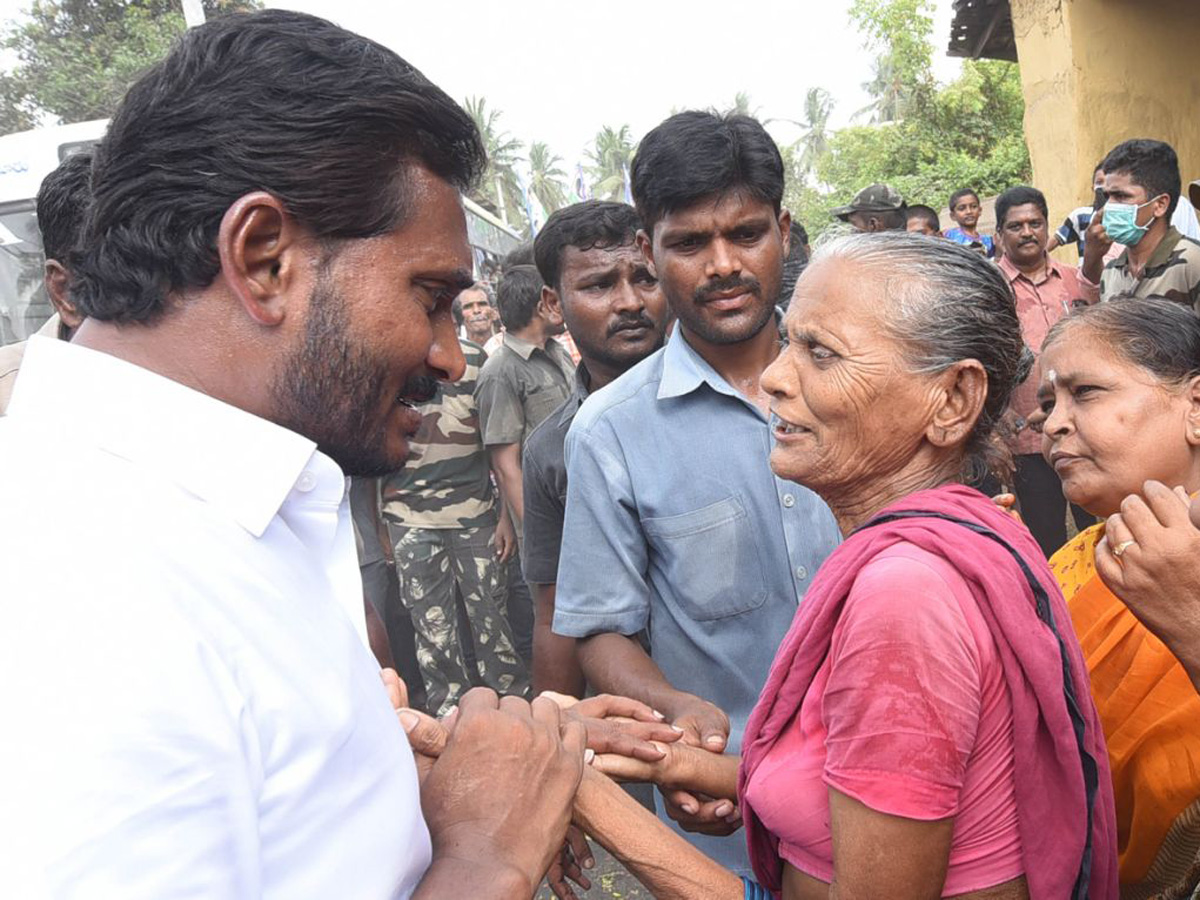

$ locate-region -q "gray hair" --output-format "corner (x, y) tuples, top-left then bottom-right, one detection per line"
(808, 231), (1030, 478)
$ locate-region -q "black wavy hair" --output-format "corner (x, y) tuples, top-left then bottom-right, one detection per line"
(70, 9), (485, 323)
(534, 201), (641, 291)
(631, 111), (784, 233)
(36, 150), (93, 263)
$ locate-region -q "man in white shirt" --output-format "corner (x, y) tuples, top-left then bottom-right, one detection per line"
(0, 10), (585, 899)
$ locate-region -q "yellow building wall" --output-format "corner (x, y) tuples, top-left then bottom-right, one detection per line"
(1011, 0), (1200, 258)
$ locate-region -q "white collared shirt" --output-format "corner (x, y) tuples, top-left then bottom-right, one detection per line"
(0, 337), (430, 899)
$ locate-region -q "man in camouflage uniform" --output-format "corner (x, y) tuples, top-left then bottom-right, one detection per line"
(1082, 139), (1200, 310)
(382, 338), (529, 716)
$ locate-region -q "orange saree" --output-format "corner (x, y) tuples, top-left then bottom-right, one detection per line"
(1051, 524), (1200, 898)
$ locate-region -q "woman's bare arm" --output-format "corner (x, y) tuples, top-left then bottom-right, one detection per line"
(573, 767), (743, 900)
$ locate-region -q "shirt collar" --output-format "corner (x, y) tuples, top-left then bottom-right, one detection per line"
(1113, 226), (1183, 273)
(658, 327), (744, 402)
(1146, 226), (1183, 269)
(998, 252), (1066, 286)
(556, 363), (593, 427)
(502, 331), (544, 360)
(9, 336), (329, 538)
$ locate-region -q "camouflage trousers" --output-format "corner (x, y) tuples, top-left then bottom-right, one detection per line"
(388, 522), (529, 717)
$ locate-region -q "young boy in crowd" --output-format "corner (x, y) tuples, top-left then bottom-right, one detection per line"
(905, 204), (941, 236)
(943, 188), (995, 257)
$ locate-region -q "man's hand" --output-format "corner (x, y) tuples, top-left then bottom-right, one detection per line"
(1081, 206), (1114, 285)
(670, 696), (729, 752)
(495, 510), (516, 563)
(1096, 482), (1200, 684)
(542, 691), (684, 762)
(419, 689), (587, 896)
(660, 789), (742, 836)
(545, 825), (594, 900)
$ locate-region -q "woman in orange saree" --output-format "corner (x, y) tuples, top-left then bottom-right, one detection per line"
(1038, 298), (1200, 899)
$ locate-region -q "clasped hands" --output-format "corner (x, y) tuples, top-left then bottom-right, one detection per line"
(380, 674), (738, 897)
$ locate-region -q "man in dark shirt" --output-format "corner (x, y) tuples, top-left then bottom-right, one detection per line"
(522, 201), (668, 696)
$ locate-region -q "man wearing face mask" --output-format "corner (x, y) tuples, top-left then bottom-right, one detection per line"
(1081, 139), (1200, 311)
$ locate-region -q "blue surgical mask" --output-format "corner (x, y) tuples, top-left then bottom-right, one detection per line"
(1103, 196), (1162, 246)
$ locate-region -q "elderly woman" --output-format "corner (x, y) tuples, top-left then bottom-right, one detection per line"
(1039, 299), (1200, 897)
(573, 233), (1117, 900)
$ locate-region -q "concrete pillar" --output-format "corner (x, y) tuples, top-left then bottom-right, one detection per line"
(1010, 0), (1200, 251)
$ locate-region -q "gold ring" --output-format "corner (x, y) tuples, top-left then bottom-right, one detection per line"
(1112, 540), (1137, 558)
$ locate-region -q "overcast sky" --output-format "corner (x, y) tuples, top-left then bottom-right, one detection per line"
(264, 0), (963, 171)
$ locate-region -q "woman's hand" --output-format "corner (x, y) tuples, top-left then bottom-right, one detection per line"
(541, 691), (684, 762)
(1096, 481), (1200, 685)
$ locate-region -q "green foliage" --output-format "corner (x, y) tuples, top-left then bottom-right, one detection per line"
(528, 141), (567, 214)
(585, 124), (635, 202)
(1, 0), (260, 132)
(463, 95), (529, 235)
(783, 7), (1030, 239)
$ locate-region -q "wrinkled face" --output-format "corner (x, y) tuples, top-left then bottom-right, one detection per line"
(761, 256), (944, 496)
(557, 241), (667, 375)
(951, 194), (981, 229)
(459, 288), (495, 336)
(270, 166), (471, 476)
(1038, 327), (1198, 518)
(997, 202), (1049, 268)
(645, 190), (787, 347)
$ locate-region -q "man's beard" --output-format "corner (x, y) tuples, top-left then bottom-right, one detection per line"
(270, 277), (404, 478)
(672, 274), (775, 346)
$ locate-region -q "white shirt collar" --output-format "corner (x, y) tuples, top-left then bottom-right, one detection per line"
(9, 335), (333, 537)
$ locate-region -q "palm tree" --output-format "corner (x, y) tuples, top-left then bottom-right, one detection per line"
(727, 91), (761, 119)
(463, 95), (526, 229)
(585, 124), (635, 202)
(528, 141), (568, 214)
(794, 88), (834, 175)
(855, 55), (908, 124)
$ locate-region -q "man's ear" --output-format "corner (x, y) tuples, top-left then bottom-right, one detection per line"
(541, 284), (563, 322)
(778, 208), (792, 258)
(216, 191), (308, 328)
(926, 359), (988, 449)
(636, 228), (656, 278)
(43, 260), (83, 330)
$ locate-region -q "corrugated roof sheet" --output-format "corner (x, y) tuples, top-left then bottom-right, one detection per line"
(948, 0), (1017, 62)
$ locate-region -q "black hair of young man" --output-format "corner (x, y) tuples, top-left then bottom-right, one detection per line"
(1102, 138), (1182, 218)
(36, 151), (93, 263)
(533, 201), (641, 291)
(496, 265), (544, 332)
(630, 110), (784, 233)
(70, 9), (484, 324)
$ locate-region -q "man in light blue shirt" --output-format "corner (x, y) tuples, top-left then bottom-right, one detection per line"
(553, 111), (840, 875)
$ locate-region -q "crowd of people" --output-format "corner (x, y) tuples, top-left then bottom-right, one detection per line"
(4, 8), (1200, 900)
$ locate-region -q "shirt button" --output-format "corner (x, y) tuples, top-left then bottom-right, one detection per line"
(295, 471), (317, 493)
(795, 565), (808, 581)
(781, 493), (795, 508)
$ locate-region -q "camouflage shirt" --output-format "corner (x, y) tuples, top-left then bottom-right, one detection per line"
(381, 340), (497, 530)
(1098, 226), (1200, 310)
